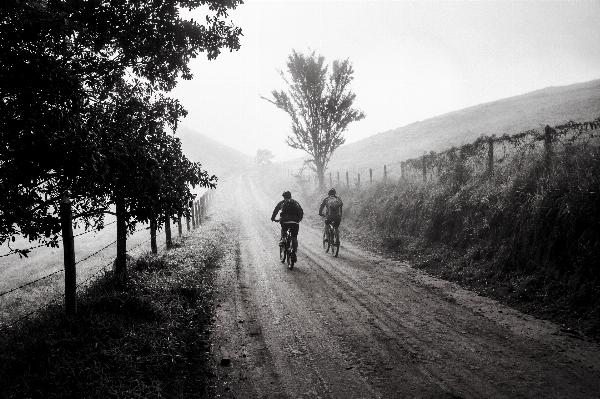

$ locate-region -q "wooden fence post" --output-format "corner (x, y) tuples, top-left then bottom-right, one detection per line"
(190, 201), (196, 229)
(422, 155), (427, 182)
(544, 125), (554, 166)
(346, 171), (349, 188)
(177, 213), (182, 237)
(150, 217), (157, 254)
(115, 192), (127, 282)
(196, 201), (200, 226)
(369, 168), (372, 184)
(357, 173), (361, 188)
(186, 206), (191, 231)
(165, 217), (172, 249)
(383, 165), (387, 183)
(329, 172), (332, 188)
(401, 162), (405, 179)
(60, 195), (76, 316)
(487, 137), (494, 177)
(337, 171), (340, 186)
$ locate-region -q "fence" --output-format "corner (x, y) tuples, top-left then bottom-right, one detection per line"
(276, 117), (600, 189)
(0, 189), (214, 330)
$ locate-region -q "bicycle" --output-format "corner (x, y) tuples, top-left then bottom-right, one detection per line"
(321, 216), (340, 257)
(274, 219), (295, 269)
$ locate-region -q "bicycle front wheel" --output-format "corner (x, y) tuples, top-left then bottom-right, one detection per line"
(280, 245), (286, 263)
(322, 230), (330, 253)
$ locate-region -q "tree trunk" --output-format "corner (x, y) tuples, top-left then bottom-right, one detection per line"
(316, 162), (325, 191)
(165, 217), (172, 249)
(115, 191), (127, 282)
(60, 195), (77, 316)
(150, 216), (157, 254)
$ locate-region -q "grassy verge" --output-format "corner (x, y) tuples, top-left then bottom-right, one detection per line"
(325, 142), (600, 341)
(0, 220), (230, 399)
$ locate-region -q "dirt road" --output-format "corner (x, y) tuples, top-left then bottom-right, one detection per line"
(210, 172), (600, 399)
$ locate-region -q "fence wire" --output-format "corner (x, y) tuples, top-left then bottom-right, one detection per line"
(0, 191), (213, 330)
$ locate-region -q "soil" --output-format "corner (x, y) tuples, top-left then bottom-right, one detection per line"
(208, 172), (600, 399)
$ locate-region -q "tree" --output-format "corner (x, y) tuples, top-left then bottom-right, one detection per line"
(89, 79), (216, 280)
(0, 0), (241, 254)
(255, 149), (275, 167)
(263, 50), (365, 190)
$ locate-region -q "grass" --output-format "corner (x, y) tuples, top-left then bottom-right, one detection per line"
(0, 220), (169, 326)
(0, 220), (229, 398)
(307, 137), (600, 341)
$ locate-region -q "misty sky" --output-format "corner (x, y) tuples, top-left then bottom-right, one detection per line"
(171, 0), (600, 162)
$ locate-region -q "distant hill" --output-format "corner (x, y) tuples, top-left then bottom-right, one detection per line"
(176, 126), (253, 183)
(286, 79), (600, 175)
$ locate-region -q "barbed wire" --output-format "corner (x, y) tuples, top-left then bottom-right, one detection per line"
(0, 242), (52, 258)
(73, 220), (117, 239)
(0, 288), (65, 332)
(0, 268), (64, 299)
(0, 201), (210, 330)
(76, 258), (114, 289)
(0, 221), (119, 258)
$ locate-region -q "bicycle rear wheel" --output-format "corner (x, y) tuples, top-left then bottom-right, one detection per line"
(332, 230), (339, 257)
(322, 230), (330, 253)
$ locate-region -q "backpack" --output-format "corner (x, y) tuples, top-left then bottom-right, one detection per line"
(327, 196), (342, 215)
(282, 199), (303, 221)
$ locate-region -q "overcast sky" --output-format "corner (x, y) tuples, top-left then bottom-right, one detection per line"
(171, 0), (600, 162)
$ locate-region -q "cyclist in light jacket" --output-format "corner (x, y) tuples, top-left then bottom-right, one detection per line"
(318, 188), (343, 245)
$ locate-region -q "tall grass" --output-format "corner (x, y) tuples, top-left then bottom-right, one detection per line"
(339, 141), (600, 339)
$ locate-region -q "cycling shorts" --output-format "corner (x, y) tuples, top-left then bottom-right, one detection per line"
(280, 221), (299, 237)
(325, 215), (341, 228)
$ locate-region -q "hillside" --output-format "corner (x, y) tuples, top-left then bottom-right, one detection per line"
(305, 79), (600, 175)
(176, 125), (253, 183)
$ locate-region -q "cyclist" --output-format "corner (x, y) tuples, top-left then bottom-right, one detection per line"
(318, 188), (343, 245)
(271, 191), (303, 262)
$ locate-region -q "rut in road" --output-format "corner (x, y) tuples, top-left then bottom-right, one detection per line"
(210, 172), (600, 399)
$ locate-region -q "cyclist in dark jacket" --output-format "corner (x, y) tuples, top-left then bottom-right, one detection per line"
(271, 191), (303, 262)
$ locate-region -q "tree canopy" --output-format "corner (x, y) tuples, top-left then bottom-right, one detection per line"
(263, 50), (365, 190)
(0, 0), (241, 256)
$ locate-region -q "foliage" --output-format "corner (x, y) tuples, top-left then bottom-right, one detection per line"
(263, 49), (365, 190)
(0, 0), (241, 254)
(91, 79), (216, 230)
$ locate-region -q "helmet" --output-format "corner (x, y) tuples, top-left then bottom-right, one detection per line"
(282, 191), (292, 199)
(328, 188), (336, 196)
